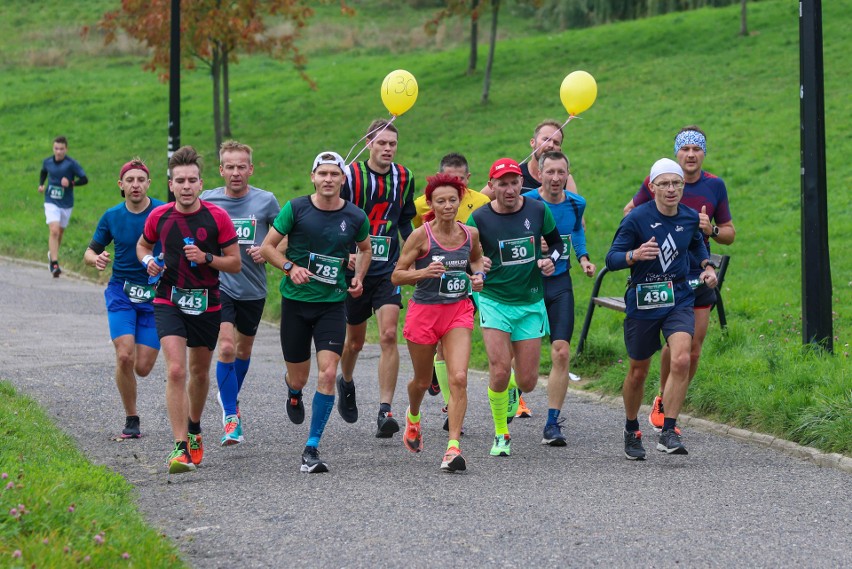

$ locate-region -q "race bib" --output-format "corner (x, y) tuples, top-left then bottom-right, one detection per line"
(308, 252), (344, 285)
(170, 286), (208, 315)
(123, 281), (155, 304)
(560, 234), (572, 261)
(47, 184), (64, 200)
(498, 236), (535, 266)
(439, 271), (471, 298)
(370, 235), (391, 262)
(636, 281), (675, 310)
(232, 218), (257, 245)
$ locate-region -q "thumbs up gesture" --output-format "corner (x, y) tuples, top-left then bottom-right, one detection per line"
(699, 205), (712, 236)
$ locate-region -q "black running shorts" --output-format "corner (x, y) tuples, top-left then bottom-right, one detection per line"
(220, 291), (265, 337)
(154, 303), (221, 350)
(344, 274), (402, 326)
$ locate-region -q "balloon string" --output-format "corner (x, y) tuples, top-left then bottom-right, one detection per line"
(519, 115), (577, 165)
(345, 115), (398, 166)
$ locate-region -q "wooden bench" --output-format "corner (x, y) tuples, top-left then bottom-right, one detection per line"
(575, 253), (730, 356)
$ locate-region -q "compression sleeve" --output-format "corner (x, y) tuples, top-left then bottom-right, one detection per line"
(88, 240), (106, 255)
(398, 175), (417, 241)
(39, 167), (48, 185)
(543, 227), (564, 262)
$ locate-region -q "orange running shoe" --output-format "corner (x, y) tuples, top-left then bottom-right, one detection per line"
(187, 432), (204, 465)
(168, 443), (196, 474)
(516, 395), (532, 418)
(403, 411), (423, 453)
(441, 446), (466, 472)
(648, 396), (664, 432)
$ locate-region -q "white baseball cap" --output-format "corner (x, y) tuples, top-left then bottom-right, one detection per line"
(312, 151), (346, 173)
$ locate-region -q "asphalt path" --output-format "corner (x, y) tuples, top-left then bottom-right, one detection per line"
(1, 258), (849, 568)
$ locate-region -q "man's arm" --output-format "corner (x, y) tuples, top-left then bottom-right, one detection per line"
(397, 176), (417, 241)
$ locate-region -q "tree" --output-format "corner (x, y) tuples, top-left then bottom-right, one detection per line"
(96, 0), (352, 149)
(468, 0), (480, 75)
(427, 0), (542, 103)
(740, 0), (748, 37)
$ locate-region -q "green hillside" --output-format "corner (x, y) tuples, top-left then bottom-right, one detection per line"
(0, 0), (849, 452)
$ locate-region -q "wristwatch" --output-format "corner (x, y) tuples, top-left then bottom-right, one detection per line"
(711, 225), (720, 237)
(205, 252), (214, 264)
(283, 261), (294, 273)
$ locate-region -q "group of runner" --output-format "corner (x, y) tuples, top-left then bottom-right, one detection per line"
(73, 118), (734, 474)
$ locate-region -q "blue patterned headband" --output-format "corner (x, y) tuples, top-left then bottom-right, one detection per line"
(674, 130), (707, 155)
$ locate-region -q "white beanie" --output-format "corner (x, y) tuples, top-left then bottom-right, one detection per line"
(649, 158), (684, 183)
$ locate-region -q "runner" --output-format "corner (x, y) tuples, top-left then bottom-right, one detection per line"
(606, 158), (717, 460)
(467, 158), (563, 457)
(338, 119), (416, 437)
(84, 158), (164, 439)
(622, 126), (735, 431)
(392, 173), (486, 472)
(38, 136), (88, 277)
(200, 140), (280, 447)
(137, 146), (241, 474)
(411, 152), (490, 427)
(481, 120), (578, 199)
(260, 151), (371, 473)
(522, 151), (595, 447)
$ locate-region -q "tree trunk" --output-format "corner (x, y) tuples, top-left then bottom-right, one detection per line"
(212, 43), (223, 151)
(481, 0), (499, 104)
(739, 0), (748, 36)
(223, 45), (231, 138)
(467, 0), (479, 75)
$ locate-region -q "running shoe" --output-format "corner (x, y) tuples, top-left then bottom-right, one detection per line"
(49, 253), (61, 278)
(541, 419), (567, 447)
(403, 411), (423, 453)
(441, 446), (466, 472)
(657, 429), (689, 455)
(286, 384), (305, 425)
(187, 432), (204, 465)
(300, 446), (329, 473)
(516, 395), (532, 418)
(441, 406), (465, 436)
(428, 367), (441, 396)
(167, 444), (196, 474)
(489, 434), (512, 457)
(506, 387), (520, 424)
(648, 395), (664, 432)
(624, 429), (646, 461)
(376, 411), (400, 438)
(121, 415), (141, 439)
(220, 415), (243, 446)
(336, 374), (358, 423)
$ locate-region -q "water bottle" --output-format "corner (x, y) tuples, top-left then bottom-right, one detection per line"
(148, 253), (165, 285)
(183, 237), (197, 267)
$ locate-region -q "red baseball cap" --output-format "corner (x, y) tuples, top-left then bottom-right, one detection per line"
(489, 158), (522, 180)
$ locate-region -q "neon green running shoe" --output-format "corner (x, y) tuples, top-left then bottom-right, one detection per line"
(167, 443), (196, 474)
(220, 415), (244, 446)
(490, 434), (512, 457)
(506, 386), (520, 420)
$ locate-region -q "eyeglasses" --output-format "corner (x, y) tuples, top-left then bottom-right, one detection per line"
(652, 180), (684, 190)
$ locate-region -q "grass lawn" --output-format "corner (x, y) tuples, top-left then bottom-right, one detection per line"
(0, 0), (848, 459)
(0, 381), (186, 567)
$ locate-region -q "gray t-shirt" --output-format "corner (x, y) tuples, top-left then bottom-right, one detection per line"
(200, 186), (281, 300)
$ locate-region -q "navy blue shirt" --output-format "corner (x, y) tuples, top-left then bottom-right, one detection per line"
(90, 198), (165, 285)
(605, 202), (709, 320)
(40, 156), (87, 208)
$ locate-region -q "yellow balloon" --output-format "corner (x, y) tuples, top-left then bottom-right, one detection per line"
(560, 71), (597, 115)
(381, 69), (418, 116)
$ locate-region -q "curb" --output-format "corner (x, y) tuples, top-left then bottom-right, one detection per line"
(563, 383), (852, 474)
